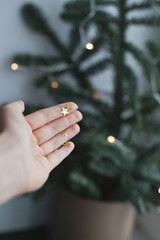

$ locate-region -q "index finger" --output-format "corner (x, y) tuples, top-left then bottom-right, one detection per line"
(25, 102), (78, 131)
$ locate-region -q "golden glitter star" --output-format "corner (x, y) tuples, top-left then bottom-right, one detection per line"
(62, 130), (68, 137)
(63, 142), (71, 147)
(61, 108), (69, 116)
(65, 104), (72, 110)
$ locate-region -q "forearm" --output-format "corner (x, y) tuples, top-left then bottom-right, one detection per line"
(0, 132), (24, 204)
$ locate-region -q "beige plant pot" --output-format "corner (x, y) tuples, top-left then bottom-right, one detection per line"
(50, 189), (136, 240)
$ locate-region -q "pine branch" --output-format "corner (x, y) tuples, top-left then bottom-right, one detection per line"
(134, 196), (148, 215)
(127, 1), (160, 12)
(69, 171), (101, 199)
(137, 166), (160, 182)
(96, 0), (117, 6)
(63, 1), (90, 14)
(68, 27), (81, 54)
(13, 54), (63, 67)
(22, 4), (94, 89)
(61, 9), (118, 26)
(122, 65), (143, 144)
(143, 120), (160, 134)
(104, 143), (133, 170)
(125, 42), (151, 79)
(121, 94), (158, 125)
(89, 160), (119, 178)
(93, 10), (117, 24)
(123, 65), (137, 105)
(146, 41), (160, 59)
(127, 2), (152, 12)
(145, 187), (160, 206)
(84, 132), (133, 170)
(129, 16), (160, 26)
(80, 110), (110, 130)
(47, 83), (92, 103)
(137, 143), (160, 165)
(64, 0), (117, 12)
(61, 11), (86, 25)
(121, 174), (151, 194)
(140, 95), (159, 115)
(83, 58), (112, 76)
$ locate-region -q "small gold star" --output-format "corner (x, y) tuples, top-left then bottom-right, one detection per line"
(61, 108), (69, 116)
(63, 142), (71, 147)
(62, 130), (68, 137)
(65, 104), (72, 110)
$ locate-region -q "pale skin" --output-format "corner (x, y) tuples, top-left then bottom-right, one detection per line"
(0, 100), (82, 205)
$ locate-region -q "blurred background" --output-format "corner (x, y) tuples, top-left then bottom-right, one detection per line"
(1, 0), (160, 240)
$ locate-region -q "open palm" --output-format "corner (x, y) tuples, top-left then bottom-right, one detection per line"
(0, 101), (82, 195)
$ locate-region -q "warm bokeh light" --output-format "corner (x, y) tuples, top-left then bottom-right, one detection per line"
(51, 81), (59, 89)
(158, 188), (160, 194)
(107, 136), (115, 143)
(92, 90), (99, 99)
(11, 63), (19, 71)
(85, 42), (94, 50)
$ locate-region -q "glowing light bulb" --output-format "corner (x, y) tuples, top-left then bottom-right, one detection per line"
(158, 188), (160, 194)
(11, 63), (19, 71)
(85, 42), (94, 50)
(51, 81), (59, 89)
(107, 136), (115, 143)
(92, 91), (99, 99)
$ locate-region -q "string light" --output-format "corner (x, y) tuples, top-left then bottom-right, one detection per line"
(107, 136), (115, 143)
(158, 188), (160, 194)
(11, 63), (19, 71)
(86, 42), (94, 50)
(51, 81), (59, 89)
(92, 90), (99, 99)
(79, 0), (96, 47)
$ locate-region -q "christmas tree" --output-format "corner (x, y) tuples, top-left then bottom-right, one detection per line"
(12, 0), (160, 214)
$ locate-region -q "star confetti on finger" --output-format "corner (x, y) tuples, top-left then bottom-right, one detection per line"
(63, 142), (71, 147)
(65, 104), (72, 110)
(61, 107), (69, 116)
(62, 130), (68, 137)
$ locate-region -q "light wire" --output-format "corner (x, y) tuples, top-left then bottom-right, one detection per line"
(79, 0), (96, 46)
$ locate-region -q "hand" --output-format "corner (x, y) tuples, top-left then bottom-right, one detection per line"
(0, 101), (82, 204)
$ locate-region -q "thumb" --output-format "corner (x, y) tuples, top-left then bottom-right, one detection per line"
(0, 101), (25, 133)
(4, 100), (25, 113)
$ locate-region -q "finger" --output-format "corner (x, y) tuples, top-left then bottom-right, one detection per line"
(2, 100), (25, 113)
(33, 110), (82, 145)
(40, 124), (80, 156)
(47, 141), (75, 171)
(25, 102), (78, 131)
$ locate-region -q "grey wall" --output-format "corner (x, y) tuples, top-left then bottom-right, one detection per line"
(0, 0), (68, 106)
